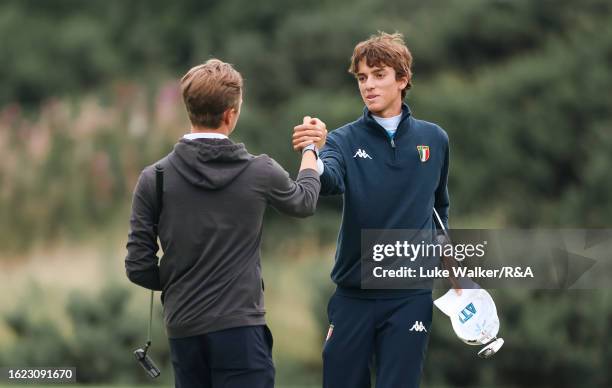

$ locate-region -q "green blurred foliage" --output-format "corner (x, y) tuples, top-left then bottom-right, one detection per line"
(423, 289), (612, 387)
(1, 284), (173, 385)
(4, 280), (609, 387)
(1, 0), (610, 251)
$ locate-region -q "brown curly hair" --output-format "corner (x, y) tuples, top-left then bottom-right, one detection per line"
(349, 32), (413, 99)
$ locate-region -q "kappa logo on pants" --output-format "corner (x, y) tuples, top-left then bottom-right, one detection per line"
(409, 321), (427, 332)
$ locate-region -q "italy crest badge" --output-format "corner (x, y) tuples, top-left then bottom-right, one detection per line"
(417, 145), (430, 162)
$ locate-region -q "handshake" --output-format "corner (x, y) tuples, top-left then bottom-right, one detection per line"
(292, 116), (328, 152)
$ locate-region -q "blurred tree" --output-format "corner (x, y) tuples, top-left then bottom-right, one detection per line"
(1, 0), (611, 244)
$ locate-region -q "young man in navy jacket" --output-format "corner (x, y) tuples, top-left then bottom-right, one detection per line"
(293, 32), (451, 388)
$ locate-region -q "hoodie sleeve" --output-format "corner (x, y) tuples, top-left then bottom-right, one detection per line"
(125, 167), (162, 291)
(434, 138), (450, 230)
(266, 157), (321, 217)
(320, 133), (346, 195)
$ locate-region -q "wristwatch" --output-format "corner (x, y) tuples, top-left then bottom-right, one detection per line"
(302, 144), (319, 159)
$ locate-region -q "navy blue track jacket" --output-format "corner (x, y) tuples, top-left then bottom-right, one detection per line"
(320, 103), (450, 295)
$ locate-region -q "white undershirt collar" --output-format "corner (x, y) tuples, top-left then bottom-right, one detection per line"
(183, 132), (228, 140)
(372, 113), (402, 132)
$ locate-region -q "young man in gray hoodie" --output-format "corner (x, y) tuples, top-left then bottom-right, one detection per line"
(125, 59), (324, 388)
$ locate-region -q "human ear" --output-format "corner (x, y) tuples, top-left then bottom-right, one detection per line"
(398, 76), (409, 91)
(222, 109), (233, 126)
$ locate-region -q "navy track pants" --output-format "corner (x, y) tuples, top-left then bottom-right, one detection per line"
(168, 325), (275, 388)
(323, 291), (433, 388)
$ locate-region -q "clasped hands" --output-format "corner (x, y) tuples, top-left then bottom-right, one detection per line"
(292, 116), (327, 152)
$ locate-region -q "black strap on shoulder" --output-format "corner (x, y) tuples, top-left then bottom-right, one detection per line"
(154, 164), (164, 233)
(144, 164), (164, 353)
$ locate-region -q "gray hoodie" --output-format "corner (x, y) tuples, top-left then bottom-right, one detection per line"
(125, 138), (320, 338)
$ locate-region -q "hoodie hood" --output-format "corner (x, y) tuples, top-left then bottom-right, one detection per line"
(168, 138), (254, 190)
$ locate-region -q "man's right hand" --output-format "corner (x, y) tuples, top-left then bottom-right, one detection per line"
(293, 116), (327, 152)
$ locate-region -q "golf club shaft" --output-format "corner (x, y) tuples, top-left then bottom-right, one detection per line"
(433, 208), (464, 291)
(147, 290), (153, 350)
(433, 207), (450, 241)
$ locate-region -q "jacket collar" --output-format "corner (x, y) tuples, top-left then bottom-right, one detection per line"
(362, 102), (412, 138)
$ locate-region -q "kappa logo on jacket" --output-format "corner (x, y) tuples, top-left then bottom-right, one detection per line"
(353, 148), (373, 159)
(409, 321), (428, 332)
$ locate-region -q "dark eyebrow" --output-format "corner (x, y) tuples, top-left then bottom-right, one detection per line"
(357, 67), (385, 77)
